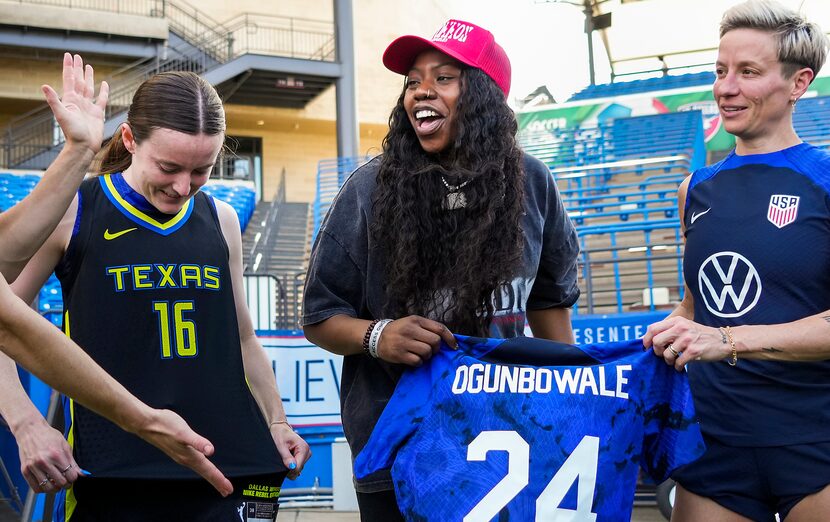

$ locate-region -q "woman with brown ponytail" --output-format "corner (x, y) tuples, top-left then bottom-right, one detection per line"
(1, 58), (309, 521)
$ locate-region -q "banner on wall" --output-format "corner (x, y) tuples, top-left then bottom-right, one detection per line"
(517, 76), (830, 152)
(570, 310), (669, 345)
(259, 333), (343, 427)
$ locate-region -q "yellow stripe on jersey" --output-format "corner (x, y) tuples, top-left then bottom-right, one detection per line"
(63, 310), (78, 521)
(64, 401), (77, 521)
(102, 174), (191, 230)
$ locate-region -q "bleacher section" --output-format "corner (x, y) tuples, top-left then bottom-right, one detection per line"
(519, 112), (706, 314)
(0, 173), (39, 211)
(792, 95), (830, 149)
(569, 71), (715, 101)
(38, 275), (63, 327)
(520, 111), (706, 172)
(201, 182), (257, 231)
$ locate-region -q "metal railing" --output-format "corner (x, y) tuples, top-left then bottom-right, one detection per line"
(3, 38), (215, 168)
(7, 0), (162, 15)
(246, 169), (286, 274)
(243, 271), (304, 331)
(223, 13), (335, 62)
(576, 221), (684, 315)
(273, 270), (305, 331)
(2, 0), (334, 168)
(244, 170), (309, 330)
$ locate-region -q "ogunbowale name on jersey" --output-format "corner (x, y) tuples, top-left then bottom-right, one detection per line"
(355, 336), (704, 521)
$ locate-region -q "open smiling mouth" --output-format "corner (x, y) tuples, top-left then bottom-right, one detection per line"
(414, 109), (445, 134)
(721, 106), (747, 115)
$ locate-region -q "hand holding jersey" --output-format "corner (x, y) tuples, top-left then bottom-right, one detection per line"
(376, 316), (458, 366)
(355, 336), (704, 521)
(644, 316), (734, 370)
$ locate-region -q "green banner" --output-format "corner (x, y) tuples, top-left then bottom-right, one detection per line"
(518, 78), (830, 152)
(517, 103), (602, 133)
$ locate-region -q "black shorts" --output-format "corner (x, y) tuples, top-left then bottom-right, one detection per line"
(58, 473), (286, 522)
(673, 434), (830, 521)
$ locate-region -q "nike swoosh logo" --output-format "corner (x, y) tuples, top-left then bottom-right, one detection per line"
(690, 208), (711, 224)
(103, 227), (138, 240)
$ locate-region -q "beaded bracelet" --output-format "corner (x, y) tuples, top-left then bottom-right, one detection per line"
(362, 319), (381, 356)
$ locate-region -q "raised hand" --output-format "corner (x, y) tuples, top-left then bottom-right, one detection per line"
(41, 53), (109, 153)
(132, 408), (233, 496)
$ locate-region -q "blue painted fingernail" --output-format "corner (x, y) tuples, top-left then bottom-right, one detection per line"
(289, 462), (296, 470)
(79, 469), (92, 476)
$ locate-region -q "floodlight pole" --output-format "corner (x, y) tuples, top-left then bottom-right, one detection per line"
(541, 0), (598, 85)
(583, 0), (596, 85)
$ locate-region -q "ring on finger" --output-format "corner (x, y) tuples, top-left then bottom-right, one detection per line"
(61, 464), (73, 475)
(38, 477), (49, 487)
(667, 344), (680, 357)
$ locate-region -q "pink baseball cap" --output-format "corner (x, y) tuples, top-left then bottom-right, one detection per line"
(383, 19), (512, 97)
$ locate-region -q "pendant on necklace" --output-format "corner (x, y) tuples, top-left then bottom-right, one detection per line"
(445, 191), (466, 210)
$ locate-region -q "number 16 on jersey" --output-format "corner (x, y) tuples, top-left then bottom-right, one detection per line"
(152, 300), (198, 358)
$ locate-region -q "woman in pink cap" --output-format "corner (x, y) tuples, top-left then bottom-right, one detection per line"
(303, 19), (579, 519)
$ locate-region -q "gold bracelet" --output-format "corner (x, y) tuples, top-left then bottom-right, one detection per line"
(720, 326), (737, 366)
(269, 419), (294, 431)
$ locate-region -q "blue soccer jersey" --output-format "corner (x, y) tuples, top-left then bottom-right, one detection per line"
(683, 143), (830, 446)
(354, 336), (704, 521)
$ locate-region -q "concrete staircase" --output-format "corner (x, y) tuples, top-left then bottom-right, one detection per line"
(266, 202), (311, 273)
(242, 197), (311, 330)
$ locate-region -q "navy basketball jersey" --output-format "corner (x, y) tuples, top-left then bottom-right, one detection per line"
(354, 336), (704, 521)
(56, 173), (282, 478)
(683, 143), (830, 446)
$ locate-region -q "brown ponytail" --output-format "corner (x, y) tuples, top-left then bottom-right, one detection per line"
(95, 127), (132, 175)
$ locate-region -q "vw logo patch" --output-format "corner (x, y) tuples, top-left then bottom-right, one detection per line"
(698, 251), (762, 318)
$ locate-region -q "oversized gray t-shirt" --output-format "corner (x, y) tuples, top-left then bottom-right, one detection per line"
(301, 153), (580, 492)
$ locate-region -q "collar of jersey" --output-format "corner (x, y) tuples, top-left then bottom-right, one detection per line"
(99, 173), (193, 236)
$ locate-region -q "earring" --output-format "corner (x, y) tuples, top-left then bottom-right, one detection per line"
(792, 98), (798, 111)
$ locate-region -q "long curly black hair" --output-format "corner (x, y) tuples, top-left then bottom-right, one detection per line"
(370, 67), (525, 336)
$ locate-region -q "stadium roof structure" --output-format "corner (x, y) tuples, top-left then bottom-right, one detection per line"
(552, 0), (830, 87)
(536, 0), (721, 87)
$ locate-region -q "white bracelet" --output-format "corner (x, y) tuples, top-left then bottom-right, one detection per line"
(368, 319), (393, 358)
